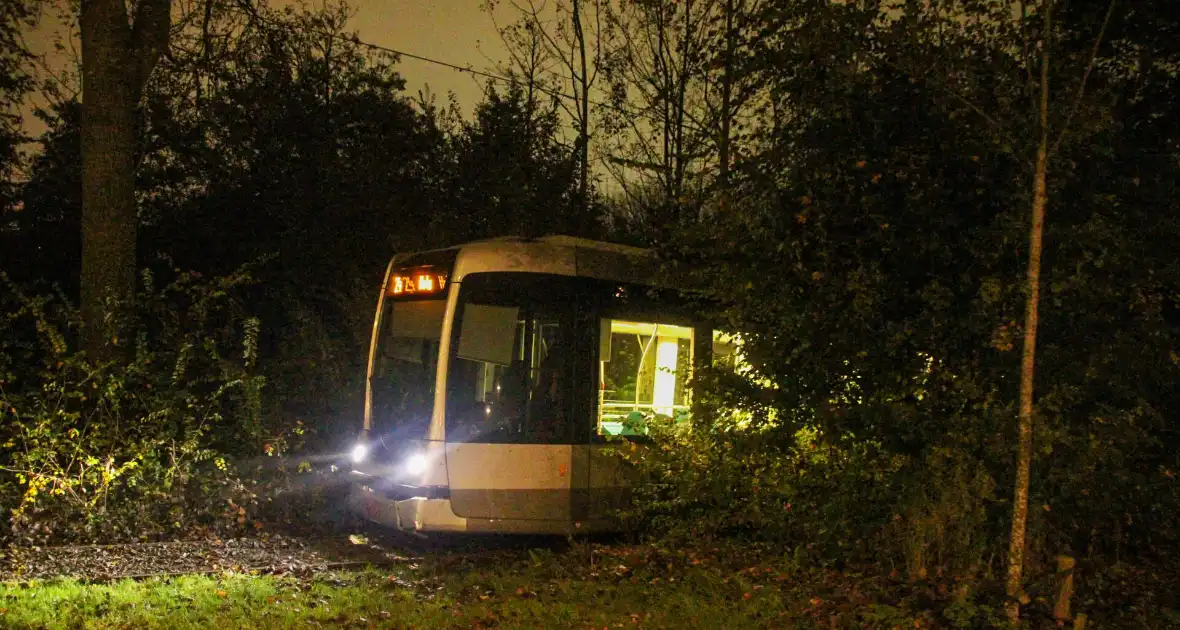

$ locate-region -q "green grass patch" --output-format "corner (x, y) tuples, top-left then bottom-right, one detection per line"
(1, 542), (1176, 629)
(0, 544), (866, 629)
(0, 570), (792, 629)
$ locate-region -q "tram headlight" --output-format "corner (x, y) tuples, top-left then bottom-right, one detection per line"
(404, 453), (429, 475)
(350, 442), (369, 464)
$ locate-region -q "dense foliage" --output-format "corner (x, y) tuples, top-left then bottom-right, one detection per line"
(633, 0), (1180, 585)
(0, 266), (275, 543)
(0, 2), (1178, 624)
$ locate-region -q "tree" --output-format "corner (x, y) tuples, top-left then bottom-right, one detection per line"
(438, 81), (584, 242)
(3, 101), (83, 293)
(912, 0), (1120, 619)
(593, 0), (764, 236)
(711, 0), (740, 189)
(1007, 3), (1053, 619)
(78, 0), (171, 359)
(137, 0), (445, 435)
(0, 0), (35, 219)
(485, 3), (557, 110)
(143, 1), (437, 277)
(599, 0), (713, 212)
(484, 0), (612, 235)
(665, 0), (1179, 595)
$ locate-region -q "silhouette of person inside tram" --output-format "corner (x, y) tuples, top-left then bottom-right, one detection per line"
(526, 331), (569, 443)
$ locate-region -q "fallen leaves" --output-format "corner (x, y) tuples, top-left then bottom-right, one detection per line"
(0, 533), (404, 582)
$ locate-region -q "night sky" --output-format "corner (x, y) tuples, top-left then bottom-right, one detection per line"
(19, 0), (513, 143)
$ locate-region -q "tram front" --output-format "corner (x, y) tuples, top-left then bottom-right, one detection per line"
(347, 248), (459, 530)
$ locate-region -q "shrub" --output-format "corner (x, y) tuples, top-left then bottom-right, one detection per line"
(615, 365), (1004, 581)
(0, 265), (272, 544)
(618, 358), (1179, 589)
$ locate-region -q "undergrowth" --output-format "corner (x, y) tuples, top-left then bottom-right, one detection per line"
(0, 265), (312, 545)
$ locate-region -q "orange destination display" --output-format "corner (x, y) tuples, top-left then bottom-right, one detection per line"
(387, 268), (449, 296)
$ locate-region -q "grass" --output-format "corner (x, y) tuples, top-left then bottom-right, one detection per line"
(2, 540), (1177, 629)
(0, 542), (914, 630)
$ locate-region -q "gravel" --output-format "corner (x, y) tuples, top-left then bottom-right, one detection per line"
(0, 533), (418, 583)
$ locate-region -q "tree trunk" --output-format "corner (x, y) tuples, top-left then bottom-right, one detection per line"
(1053, 555), (1076, 622)
(672, 0), (691, 203)
(717, 0), (735, 189)
(1006, 1), (1052, 622)
(572, 0), (591, 234)
(79, 0), (170, 361)
(711, 0), (736, 221)
(656, 8), (672, 201)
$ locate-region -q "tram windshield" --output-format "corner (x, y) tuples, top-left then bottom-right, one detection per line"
(368, 247), (457, 438)
(445, 273), (584, 444)
(370, 297), (446, 434)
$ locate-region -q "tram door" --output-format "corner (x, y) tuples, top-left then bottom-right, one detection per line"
(443, 274), (590, 525)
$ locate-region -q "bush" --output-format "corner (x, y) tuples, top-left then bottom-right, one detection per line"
(253, 278), (372, 452)
(0, 265), (279, 544)
(619, 361), (1178, 589)
(616, 370), (1003, 581)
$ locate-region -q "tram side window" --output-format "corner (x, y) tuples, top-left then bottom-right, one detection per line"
(598, 319), (694, 436)
(446, 281), (575, 444)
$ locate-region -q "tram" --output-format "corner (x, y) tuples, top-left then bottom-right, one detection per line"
(345, 235), (733, 534)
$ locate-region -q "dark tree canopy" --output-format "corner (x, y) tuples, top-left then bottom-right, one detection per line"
(3, 0), (594, 443)
(3, 102), (83, 292)
(436, 81), (589, 243)
(0, 0), (35, 221)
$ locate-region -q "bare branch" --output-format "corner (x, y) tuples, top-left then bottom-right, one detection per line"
(1049, 0), (1117, 156)
(509, 0), (579, 78)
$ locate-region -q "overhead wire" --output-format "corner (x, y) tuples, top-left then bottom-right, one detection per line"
(227, 3), (630, 115)
(225, 2), (653, 179)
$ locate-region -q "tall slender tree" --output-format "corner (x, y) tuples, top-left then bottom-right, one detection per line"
(1006, 2), (1052, 619)
(483, 0), (611, 235)
(1002, 0), (1117, 620)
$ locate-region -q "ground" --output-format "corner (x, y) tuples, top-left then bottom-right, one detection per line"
(1, 489), (1177, 629)
(0, 535), (946, 629)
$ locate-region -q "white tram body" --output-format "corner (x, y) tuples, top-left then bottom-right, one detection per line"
(346, 235), (726, 534)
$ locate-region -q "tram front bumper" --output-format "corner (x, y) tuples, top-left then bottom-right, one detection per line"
(346, 481), (469, 533)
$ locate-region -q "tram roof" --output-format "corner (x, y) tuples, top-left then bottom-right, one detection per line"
(393, 235), (674, 288)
